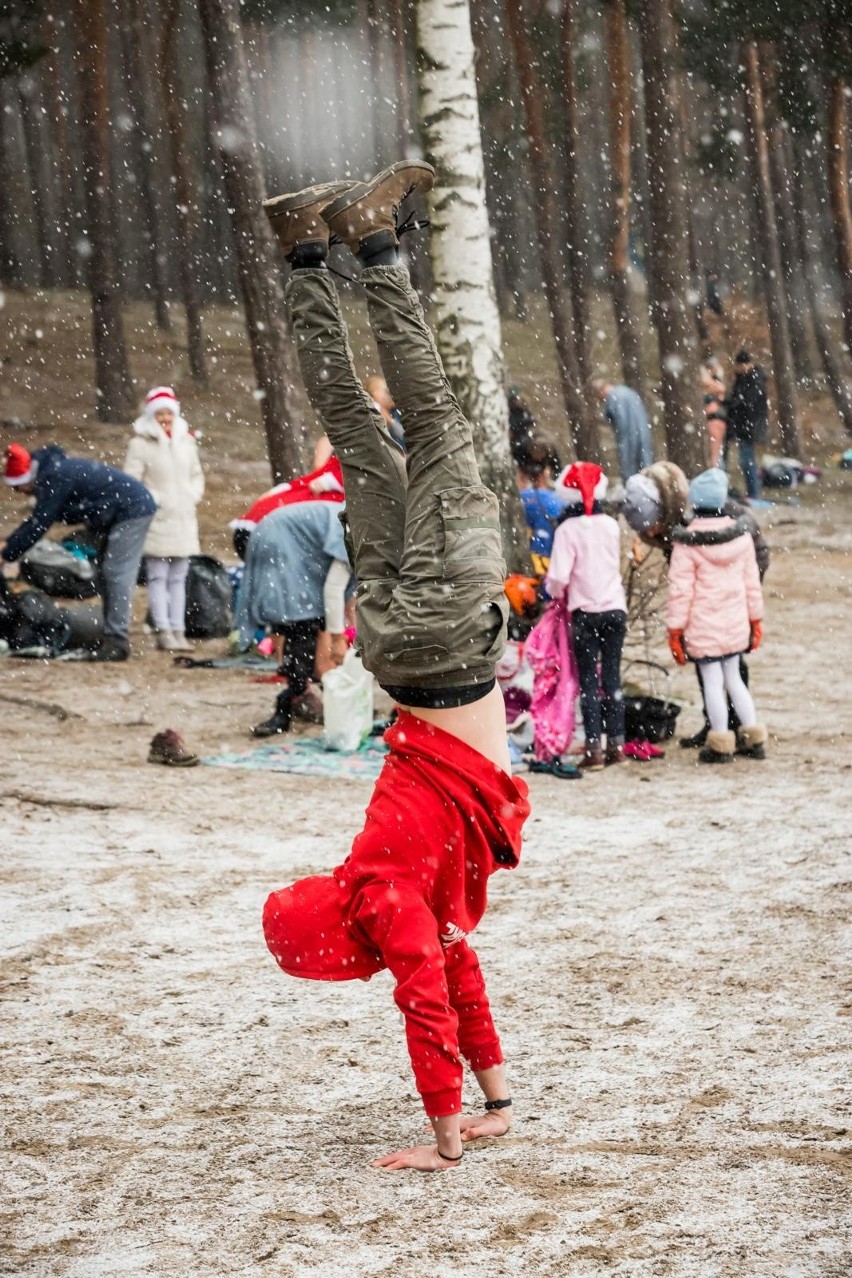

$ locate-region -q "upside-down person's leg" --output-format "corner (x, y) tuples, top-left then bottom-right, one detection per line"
(284, 269), (407, 585)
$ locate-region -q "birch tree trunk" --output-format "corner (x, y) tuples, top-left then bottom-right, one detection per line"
(741, 40), (800, 455)
(416, 0), (527, 568)
(197, 0), (307, 484)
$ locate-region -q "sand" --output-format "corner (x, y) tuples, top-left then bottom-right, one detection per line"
(1, 482), (851, 1278)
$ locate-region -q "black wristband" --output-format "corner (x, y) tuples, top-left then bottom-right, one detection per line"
(484, 1097), (513, 1111)
(436, 1147), (464, 1162)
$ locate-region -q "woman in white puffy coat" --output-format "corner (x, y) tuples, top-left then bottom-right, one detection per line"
(124, 387), (204, 651)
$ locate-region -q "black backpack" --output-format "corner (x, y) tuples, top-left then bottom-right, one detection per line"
(0, 579), (72, 653)
(184, 555), (232, 639)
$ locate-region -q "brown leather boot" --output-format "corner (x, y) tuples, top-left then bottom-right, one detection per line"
(263, 180), (351, 260)
(605, 741), (626, 766)
(579, 745), (605, 772)
(322, 160), (434, 256)
(148, 729), (200, 767)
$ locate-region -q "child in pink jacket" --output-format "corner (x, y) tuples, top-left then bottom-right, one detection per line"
(666, 469), (767, 763)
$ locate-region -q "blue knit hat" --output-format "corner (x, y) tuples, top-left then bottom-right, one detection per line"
(688, 468), (729, 511)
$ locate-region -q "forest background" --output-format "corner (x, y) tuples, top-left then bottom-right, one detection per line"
(0, 0), (851, 560)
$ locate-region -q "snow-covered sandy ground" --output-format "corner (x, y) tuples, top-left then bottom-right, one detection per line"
(2, 485), (851, 1278)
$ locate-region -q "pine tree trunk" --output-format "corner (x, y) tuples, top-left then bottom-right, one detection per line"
(0, 98), (22, 287)
(759, 49), (813, 384)
(17, 73), (61, 289)
(124, 0), (173, 330)
(505, 0), (599, 462)
(741, 40), (800, 455)
(558, 0), (593, 391)
(42, 30), (76, 289)
(826, 72), (852, 356)
(636, 0), (703, 474)
(161, 0), (208, 382)
(389, 0), (413, 152)
(791, 134), (852, 435)
(602, 0), (645, 395)
(417, 0), (528, 568)
(72, 0), (135, 421)
(197, 0), (306, 484)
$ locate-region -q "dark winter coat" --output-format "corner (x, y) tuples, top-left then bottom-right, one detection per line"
(2, 445), (157, 563)
(726, 367), (768, 444)
(723, 498), (770, 580)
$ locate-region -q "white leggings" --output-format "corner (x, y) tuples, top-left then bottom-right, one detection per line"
(698, 655), (757, 733)
(146, 556), (190, 632)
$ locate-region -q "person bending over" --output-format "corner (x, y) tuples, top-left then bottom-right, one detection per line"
(261, 162), (530, 1172)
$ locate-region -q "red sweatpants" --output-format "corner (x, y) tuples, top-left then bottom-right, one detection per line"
(262, 875), (504, 1115)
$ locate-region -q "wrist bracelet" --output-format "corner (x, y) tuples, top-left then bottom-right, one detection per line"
(437, 1147), (464, 1162)
(484, 1097), (513, 1111)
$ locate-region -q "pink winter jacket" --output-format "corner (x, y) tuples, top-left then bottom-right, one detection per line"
(667, 515), (764, 659)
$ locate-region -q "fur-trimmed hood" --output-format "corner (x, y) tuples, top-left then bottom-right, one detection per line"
(672, 514), (752, 550)
(132, 414), (191, 441)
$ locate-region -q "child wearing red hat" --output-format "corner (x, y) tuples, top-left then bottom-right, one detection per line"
(260, 161), (530, 1173)
(545, 462), (628, 769)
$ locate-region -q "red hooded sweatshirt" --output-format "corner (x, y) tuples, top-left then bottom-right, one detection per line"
(334, 712), (530, 1116)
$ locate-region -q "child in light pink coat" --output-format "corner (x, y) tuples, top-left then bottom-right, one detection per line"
(666, 469), (767, 763)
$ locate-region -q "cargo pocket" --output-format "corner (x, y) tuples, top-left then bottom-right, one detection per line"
(439, 486), (505, 584)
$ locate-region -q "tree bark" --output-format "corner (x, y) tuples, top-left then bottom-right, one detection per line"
(417, 0), (528, 569)
(759, 48), (813, 385)
(505, 0), (599, 462)
(558, 0), (593, 391)
(124, 0), (173, 330)
(741, 40), (800, 455)
(16, 74), (61, 289)
(602, 0), (645, 395)
(72, 0), (135, 421)
(636, 0), (703, 474)
(196, 0), (306, 484)
(161, 0), (208, 381)
(791, 133), (852, 435)
(42, 27), (76, 289)
(826, 71), (852, 356)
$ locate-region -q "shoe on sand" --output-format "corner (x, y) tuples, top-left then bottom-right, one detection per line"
(263, 180), (352, 259)
(698, 729), (735, 764)
(148, 729), (199, 767)
(322, 160), (434, 254)
(527, 758), (583, 780)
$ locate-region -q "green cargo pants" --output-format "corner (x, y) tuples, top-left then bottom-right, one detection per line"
(284, 265), (507, 696)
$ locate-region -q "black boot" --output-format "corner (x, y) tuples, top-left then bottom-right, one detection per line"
(251, 691), (292, 739)
(679, 725), (709, 749)
(90, 636), (129, 663)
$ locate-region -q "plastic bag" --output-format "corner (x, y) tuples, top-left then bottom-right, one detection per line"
(20, 538), (98, 599)
(322, 649), (374, 752)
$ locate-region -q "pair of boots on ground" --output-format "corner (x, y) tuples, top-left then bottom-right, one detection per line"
(697, 724), (768, 764)
(252, 160), (434, 740)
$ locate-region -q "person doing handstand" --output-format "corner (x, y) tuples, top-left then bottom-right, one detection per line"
(261, 162), (531, 1173)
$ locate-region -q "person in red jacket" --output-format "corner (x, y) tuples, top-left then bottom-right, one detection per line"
(261, 161), (530, 1173)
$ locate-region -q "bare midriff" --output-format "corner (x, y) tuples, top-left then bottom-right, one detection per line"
(398, 683), (511, 776)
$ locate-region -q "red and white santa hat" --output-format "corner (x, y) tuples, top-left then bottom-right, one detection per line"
(4, 442), (38, 487)
(554, 461), (608, 514)
(143, 386), (181, 418)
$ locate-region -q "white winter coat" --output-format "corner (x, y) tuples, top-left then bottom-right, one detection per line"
(124, 416), (204, 558)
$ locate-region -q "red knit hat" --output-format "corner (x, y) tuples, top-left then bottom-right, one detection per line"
(4, 442), (37, 487)
(144, 386), (180, 417)
(555, 462), (608, 514)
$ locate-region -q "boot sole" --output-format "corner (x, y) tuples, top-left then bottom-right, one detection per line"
(322, 161), (435, 232)
(147, 754), (199, 767)
(697, 753), (734, 764)
(263, 180), (351, 220)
